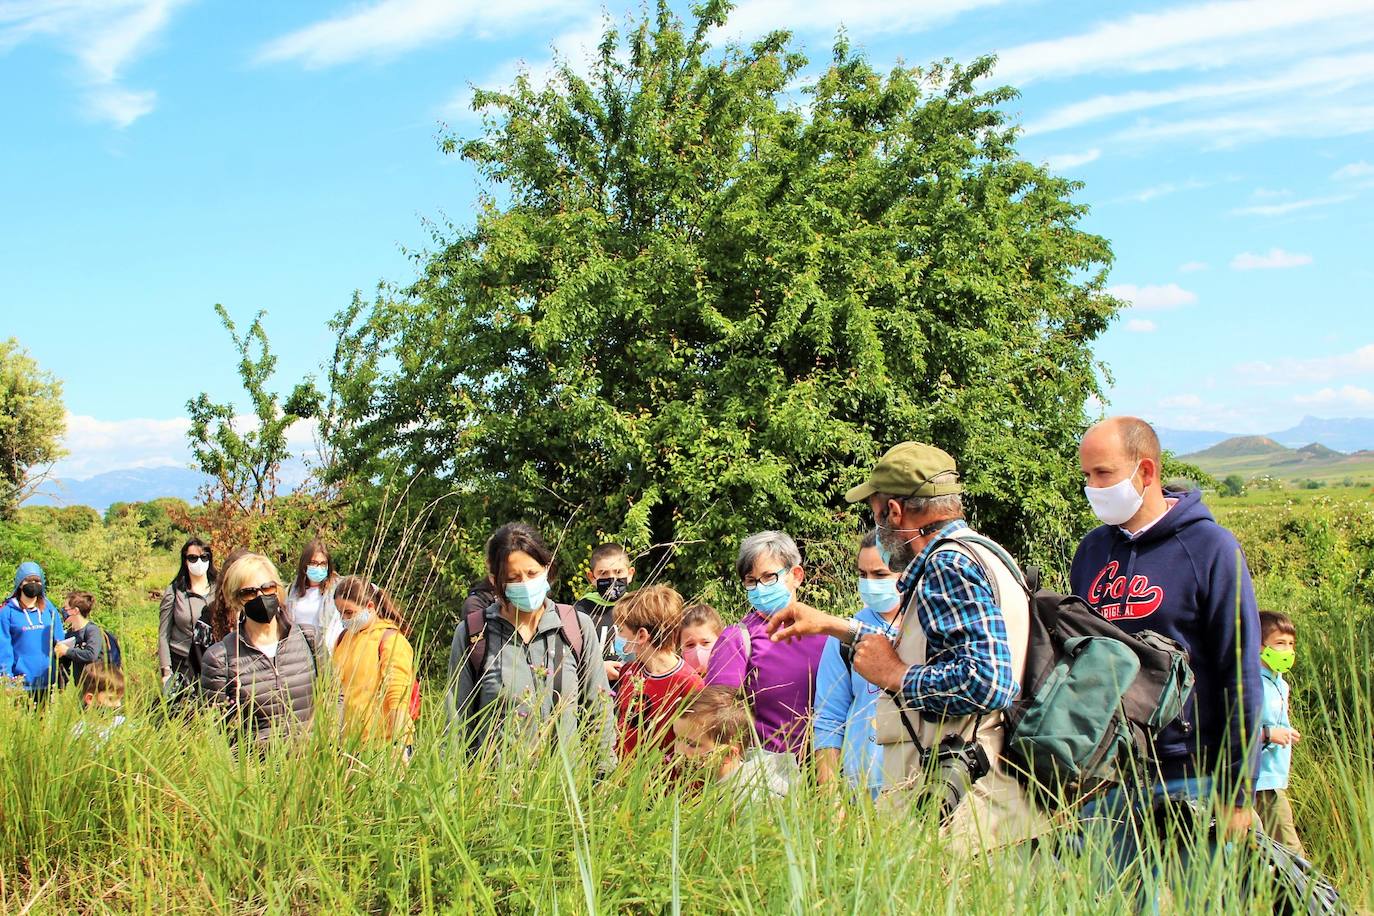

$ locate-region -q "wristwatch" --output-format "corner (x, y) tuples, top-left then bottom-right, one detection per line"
(845, 618), (863, 648)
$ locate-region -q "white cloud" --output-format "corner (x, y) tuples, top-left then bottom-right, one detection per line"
(1021, 50), (1374, 135)
(1232, 194), (1353, 216)
(1044, 148), (1100, 170)
(259, 0), (592, 68)
(1125, 319), (1158, 333)
(1229, 248), (1314, 270)
(1116, 179), (1209, 204)
(0, 0), (187, 127)
(1106, 283), (1198, 310)
(1159, 394), (1204, 408)
(1238, 344), (1374, 384)
(720, 0), (1007, 39)
(1333, 161), (1374, 180)
(995, 0), (1374, 86)
(1293, 385), (1374, 409)
(1179, 261), (1209, 273)
(1111, 102), (1374, 149)
(440, 18), (605, 122)
(50, 413), (320, 480)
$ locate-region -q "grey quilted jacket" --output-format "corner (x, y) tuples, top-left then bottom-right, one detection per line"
(200, 622), (324, 742)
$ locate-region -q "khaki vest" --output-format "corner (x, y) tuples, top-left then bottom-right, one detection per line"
(874, 528), (1051, 853)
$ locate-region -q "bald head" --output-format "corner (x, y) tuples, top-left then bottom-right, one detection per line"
(1081, 416), (1163, 492)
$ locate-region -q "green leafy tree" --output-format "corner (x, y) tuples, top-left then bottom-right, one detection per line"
(0, 338), (67, 519)
(331, 2), (1119, 625)
(1221, 474), (1245, 498)
(187, 305), (321, 515)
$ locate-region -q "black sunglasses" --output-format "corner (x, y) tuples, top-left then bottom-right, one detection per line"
(235, 582), (279, 600)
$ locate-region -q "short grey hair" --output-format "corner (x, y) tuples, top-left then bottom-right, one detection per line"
(736, 530), (802, 581)
(877, 492), (965, 521)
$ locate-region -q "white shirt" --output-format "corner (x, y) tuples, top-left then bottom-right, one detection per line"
(1121, 497), (1179, 540)
(257, 640), (280, 660)
(291, 587), (325, 627)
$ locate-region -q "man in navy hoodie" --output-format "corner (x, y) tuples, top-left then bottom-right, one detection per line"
(1072, 417), (1261, 852)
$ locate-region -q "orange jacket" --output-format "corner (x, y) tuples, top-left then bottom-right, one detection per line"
(333, 617), (415, 745)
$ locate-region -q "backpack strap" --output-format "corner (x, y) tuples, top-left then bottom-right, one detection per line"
(554, 603), (585, 661)
(464, 603), (491, 684)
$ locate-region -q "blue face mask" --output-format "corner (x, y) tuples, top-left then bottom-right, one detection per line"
(857, 577), (900, 612)
(745, 576), (793, 616)
(873, 527), (894, 568)
(613, 635), (634, 660)
(306, 565), (329, 585)
(505, 573), (550, 612)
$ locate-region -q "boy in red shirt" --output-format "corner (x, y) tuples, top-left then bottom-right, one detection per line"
(614, 584), (704, 757)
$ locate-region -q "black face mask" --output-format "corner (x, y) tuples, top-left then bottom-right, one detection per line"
(243, 592), (279, 624)
(595, 577), (629, 601)
(20, 582), (42, 600)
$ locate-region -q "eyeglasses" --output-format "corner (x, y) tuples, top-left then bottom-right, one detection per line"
(185, 552), (210, 562)
(235, 582), (279, 600)
(742, 568), (786, 590)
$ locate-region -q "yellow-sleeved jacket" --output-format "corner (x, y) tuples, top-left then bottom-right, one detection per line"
(333, 617), (415, 745)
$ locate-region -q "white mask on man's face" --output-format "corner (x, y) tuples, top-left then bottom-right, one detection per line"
(1084, 461), (1144, 526)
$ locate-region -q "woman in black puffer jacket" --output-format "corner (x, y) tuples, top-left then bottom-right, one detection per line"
(200, 553), (324, 743)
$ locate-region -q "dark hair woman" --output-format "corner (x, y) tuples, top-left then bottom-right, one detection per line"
(286, 538), (342, 652)
(444, 522), (615, 769)
(158, 538), (216, 698)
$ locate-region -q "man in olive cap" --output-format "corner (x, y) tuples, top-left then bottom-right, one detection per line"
(769, 442), (1045, 850)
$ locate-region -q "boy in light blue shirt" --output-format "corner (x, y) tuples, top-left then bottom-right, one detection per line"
(812, 530), (902, 796)
(1256, 610), (1304, 857)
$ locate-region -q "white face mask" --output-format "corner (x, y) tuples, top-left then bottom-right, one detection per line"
(186, 558), (210, 577)
(341, 610), (373, 633)
(1084, 461), (1144, 526)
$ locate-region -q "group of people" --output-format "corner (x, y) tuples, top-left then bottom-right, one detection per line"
(2, 415), (1309, 879)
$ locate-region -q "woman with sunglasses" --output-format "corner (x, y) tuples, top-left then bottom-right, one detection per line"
(158, 538), (216, 697)
(199, 553), (326, 743)
(701, 531), (827, 759)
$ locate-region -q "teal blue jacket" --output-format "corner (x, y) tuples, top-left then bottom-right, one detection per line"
(1256, 666), (1292, 792)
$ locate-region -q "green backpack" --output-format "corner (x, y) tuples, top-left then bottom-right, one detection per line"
(936, 534), (1194, 807)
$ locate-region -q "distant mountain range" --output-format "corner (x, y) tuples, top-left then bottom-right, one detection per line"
(25, 458), (312, 513)
(1180, 435), (1374, 484)
(1159, 416), (1374, 455)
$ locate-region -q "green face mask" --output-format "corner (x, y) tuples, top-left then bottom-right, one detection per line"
(1261, 646), (1295, 674)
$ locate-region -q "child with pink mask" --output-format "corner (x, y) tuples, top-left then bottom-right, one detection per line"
(679, 603), (721, 678)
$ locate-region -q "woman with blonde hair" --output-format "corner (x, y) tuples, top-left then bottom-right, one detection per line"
(199, 553), (325, 743)
(332, 576), (417, 751)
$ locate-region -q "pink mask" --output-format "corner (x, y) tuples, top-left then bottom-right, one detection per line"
(683, 645), (712, 674)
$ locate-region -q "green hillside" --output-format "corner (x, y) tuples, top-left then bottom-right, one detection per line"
(1183, 436), (1374, 485)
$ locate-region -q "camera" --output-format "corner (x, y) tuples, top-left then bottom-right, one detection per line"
(924, 735), (991, 822)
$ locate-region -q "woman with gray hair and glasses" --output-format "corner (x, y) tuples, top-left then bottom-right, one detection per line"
(702, 531), (827, 758)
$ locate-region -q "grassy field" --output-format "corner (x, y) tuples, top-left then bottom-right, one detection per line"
(1, 494), (1370, 913)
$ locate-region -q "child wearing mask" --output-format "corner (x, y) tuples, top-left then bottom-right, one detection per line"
(332, 576), (418, 751)
(56, 591), (114, 687)
(673, 686), (797, 807)
(812, 531), (902, 796)
(613, 585), (703, 757)
(573, 543), (636, 683)
(679, 603), (722, 679)
(1256, 610), (1305, 856)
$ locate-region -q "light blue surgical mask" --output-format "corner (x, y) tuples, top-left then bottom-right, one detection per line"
(341, 610), (372, 633)
(746, 578), (793, 616)
(857, 577), (900, 612)
(505, 573), (550, 612)
(306, 564), (329, 585)
(613, 635), (634, 660)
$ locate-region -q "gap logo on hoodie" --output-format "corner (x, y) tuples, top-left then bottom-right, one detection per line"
(1086, 560), (1165, 621)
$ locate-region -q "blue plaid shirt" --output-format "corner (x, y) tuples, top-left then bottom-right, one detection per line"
(874, 520), (1019, 717)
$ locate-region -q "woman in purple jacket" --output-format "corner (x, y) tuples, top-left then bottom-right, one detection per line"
(703, 531), (827, 759)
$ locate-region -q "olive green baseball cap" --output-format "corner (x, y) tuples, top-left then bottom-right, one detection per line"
(844, 442), (963, 503)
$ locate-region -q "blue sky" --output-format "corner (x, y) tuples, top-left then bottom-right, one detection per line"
(3, 0), (1373, 479)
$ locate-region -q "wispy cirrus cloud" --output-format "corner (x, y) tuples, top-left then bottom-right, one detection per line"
(719, 0), (1008, 39)
(0, 0), (188, 127)
(1125, 318), (1158, 333)
(995, 0), (1374, 86)
(1238, 344), (1374, 384)
(1293, 385), (1374, 409)
(1179, 261), (1209, 273)
(1232, 194), (1354, 216)
(1229, 248), (1314, 270)
(258, 0), (593, 68)
(1043, 148), (1100, 170)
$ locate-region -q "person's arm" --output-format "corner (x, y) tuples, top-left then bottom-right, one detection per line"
(199, 643), (231, 712)
(65, 624), (100, 664)
(1206, 539), (1263, 818)
(578, 615), (617, 774)
(157, 586), (176, 676)
(379, 631), (415, 741)
(812, 637), (854, 786)
(0, 612), (12, 679)
(871, 552), (1017, 717)
(703, 625), (750, 689)
(443, 619), (475, 749)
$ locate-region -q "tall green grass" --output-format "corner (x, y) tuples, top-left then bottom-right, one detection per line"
(1, 491), (1369, 913)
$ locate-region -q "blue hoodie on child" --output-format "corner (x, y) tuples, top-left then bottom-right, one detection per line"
(1070, 489), (1262, 803)
(0, 562), (62, 692)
